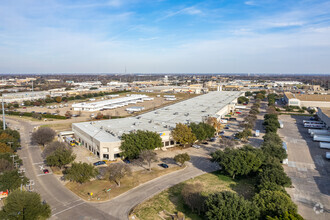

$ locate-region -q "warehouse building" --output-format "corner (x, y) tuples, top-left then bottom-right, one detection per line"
(72, 91), (243, 160)
(283, 92), (330, 108)
(71, 94), (150, 111)
(2, 91), (49, 103)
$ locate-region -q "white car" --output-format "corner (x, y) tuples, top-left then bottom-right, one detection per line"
(192, 144), (201, 149)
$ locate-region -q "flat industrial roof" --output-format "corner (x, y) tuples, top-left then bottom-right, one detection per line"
(285, 92), (330, 102)
(72, 91), (242, 143)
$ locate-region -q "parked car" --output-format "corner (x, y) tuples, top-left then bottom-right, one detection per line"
(93, 161), (106, 166)
(159, 163), (169, 168)
(123, 159), (131, 164)
(43, 169), (49, 174)
(224, 126), (230, 129)
(210, 138), (217, 142)
(202, 142), (208, 145)
(192, 144), (201, 149)
(219, 131), (225, 135)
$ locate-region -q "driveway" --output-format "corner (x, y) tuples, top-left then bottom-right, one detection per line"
(279, 115), (330, 220)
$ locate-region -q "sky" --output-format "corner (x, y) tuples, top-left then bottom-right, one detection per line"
(0, 0), (330, 74)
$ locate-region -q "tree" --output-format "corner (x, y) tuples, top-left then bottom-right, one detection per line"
(120, 130), (162, 159)
(245, 91), (253, 96)
(219, 138), (236, 148)
(0, 170), (28, 191)
(65, 162), (98, 184)
(253, 190), (298, 218)
(174, 153), (190, 167)
(55, 96), (62, 103)
(181, 182), (205, 215)
(263, 132), (282, 146)
(31, 127), (56, 146)
(139, 150), (157, 171)
(189, 122), (215, 141)
(206, 117), (221, 133)
(46, 148), (76, 169)
(0, 190), (51, 220)
(258, 165), (291, 189)
(42, 141), (69, 158)
(0, 143), (13, 153)
(266, 210), (304, 220)
(171, 123), (196, 147)
(261, 142), (287, 161)
(65, 111), (72, 118)
(0, 158), (14, 173)
(238, 96), (249, 104)
(205, 191), (260, 220)
(211, 146), (263, 179)
(107, 163), (131, 187)
(96, 112), (104, 120)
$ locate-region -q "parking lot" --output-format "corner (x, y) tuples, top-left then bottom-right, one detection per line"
(279, 115), (330, 220)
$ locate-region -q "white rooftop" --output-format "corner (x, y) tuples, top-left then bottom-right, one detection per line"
(72, 91), (241, 143)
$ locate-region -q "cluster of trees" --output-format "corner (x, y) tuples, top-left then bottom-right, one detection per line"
(189, 122), (215, 142)
(0, 124), (21, 153)
(208, 144), (298, 219)
(120, 130), (163, 159)
(43, 141), (76, 169)
(237, 99), (261, 140)
(5, 110), (67, 120)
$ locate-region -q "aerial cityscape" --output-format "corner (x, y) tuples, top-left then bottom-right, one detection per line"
(0, 1), (330, 220)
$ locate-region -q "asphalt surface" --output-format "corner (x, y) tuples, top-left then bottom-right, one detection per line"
(279, 115), (330, 220)
(6, 117), (219, 219)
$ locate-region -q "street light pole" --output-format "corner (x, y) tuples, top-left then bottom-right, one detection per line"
(2, 96), (5, 130)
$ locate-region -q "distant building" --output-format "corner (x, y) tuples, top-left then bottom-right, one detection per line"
(2, 91), (49, 103)
(284, 92), (330, 108)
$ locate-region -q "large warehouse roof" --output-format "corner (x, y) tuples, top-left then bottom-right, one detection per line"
(72, 91), (242, 143)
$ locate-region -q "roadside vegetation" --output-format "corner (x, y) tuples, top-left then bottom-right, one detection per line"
(0, 121), (51, 219)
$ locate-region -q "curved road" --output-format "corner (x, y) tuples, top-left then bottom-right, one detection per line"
(7, 117), (218, 219)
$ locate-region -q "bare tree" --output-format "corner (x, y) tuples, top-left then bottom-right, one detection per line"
(0, 158), (14, 173)
(219, 138), (236, 148)
(181, 182), (205, 215)
(42, 141), (69, 158)
(139, 150), (157, 171)
(107, 163), (131, 187)
(31, 127), (56, 146)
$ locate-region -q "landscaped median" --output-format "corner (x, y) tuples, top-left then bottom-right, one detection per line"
(131, 171), (256, 220)
(66, 166), (184, 202)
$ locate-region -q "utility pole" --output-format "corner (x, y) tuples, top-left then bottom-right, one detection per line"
(2, 96), (5, 130)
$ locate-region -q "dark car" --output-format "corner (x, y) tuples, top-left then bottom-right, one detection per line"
(202, 142), (208, 144)
(43, 169), (49, 174)
(159, 163), (169, 168)
(224, 126), (230, 129)
(219, 131), (225, 135)
(123, 159), (131, 164)
(93, 161), (106, 166)
(210, 138), (217, 142)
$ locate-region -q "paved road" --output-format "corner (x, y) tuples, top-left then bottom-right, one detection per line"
(93, 155), (219, 219)
(6, 118), (112, 220)
(6, 117), (218, 219)
(279, 115), (330, 220)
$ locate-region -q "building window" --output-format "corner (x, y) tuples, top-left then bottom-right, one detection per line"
(97, 152), (99, 156)
(165, 141), (169, 146)
(103, 154), (109, 159)
(170, 140), (174, 145)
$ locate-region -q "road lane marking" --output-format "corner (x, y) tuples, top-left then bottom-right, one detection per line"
(51, 201), (85, 216)
(37, 173), (52, 176)
(33, 162), (44, 165)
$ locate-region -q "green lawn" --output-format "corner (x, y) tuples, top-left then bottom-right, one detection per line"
(132, 171), (256, 220)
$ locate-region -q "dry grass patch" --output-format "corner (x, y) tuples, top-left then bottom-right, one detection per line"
(40, 123), (72, 132)
(66, 166), (183, 202)
(132, 171), (256, 220)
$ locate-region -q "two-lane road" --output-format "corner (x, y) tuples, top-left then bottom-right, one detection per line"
(7, 117), (218, 219)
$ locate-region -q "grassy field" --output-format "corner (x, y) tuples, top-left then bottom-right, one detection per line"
(40, 123), (72, 131)
(132, 171), (256, 220)
(66, 166), (183, 202)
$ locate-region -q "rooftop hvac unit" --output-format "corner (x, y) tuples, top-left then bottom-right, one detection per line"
(149, 120), (153, 123)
